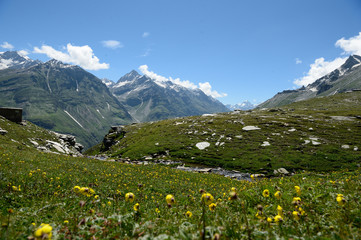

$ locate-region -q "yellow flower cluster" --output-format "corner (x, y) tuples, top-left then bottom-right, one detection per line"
(73, 186), (95, 197)
(34, 223), (52, 240)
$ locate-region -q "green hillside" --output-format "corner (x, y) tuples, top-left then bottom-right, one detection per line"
(1, 112), (361, 239)
(87, 91), (361, 173)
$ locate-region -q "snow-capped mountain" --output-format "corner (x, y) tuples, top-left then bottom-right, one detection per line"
(109, 70), (229, 122)
(0, 51), (41, 70)
(0, 54), (132, 148)
(101, 78), (115, 88)
(258, 55), (361, 108)
(226, 101), (256, 111)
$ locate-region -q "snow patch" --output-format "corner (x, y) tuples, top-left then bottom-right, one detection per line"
(64, 110), (84, 129)
(97, 109), (105, 119)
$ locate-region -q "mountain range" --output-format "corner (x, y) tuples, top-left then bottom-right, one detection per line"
(0, 51), (133, 148)
(108, 70), (229, 122)
(225, 101), (256, 111)
(0, 51), (229, 148)
(258, 55), (361, 108)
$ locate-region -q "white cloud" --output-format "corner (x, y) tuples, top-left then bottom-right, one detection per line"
(294, 57), (346, 86)
(1, 41), (14, 49)
(199, 82), (227, 98)
(142, 32), (150, 38)
(18, 50), (29, 56)
(335, 32), (361, 56)
(138, 65), (227, 98)
(33, 43), (109, 70)
(293, 32), (361, 87)
(295, 58), (302, 64)
(102, 40), (123, 49)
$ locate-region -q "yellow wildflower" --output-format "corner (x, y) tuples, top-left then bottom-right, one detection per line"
(293, 211), (300, 220)
(274, 191), (282, 200)
(267, 217), (273, 223)
(94, 195), (99, 199)
(255, 211), (265, 220)
(186, 211), (193, 217)
(262, 189), (270, 198)
(166, 194), (176, 205)
(201, 193), (214, 205)
(294, 186), (301, 196)
(63, 220), (69, 224)
(125, 192), (135, 202)
(133, 203), (140, 211)
(209, 203), (216, 211)
(34, 223), (52, 240)
(73, 186), (81, 193)
(336, 194), (346, 206)
(155, 208), (160, 214)
(274, 215), (283, 223)
(277, 205), (283, 217)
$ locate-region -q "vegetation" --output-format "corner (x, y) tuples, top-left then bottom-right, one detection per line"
(1, 91), (361, 239)
(1, 131), (361, 239)
(86, 92), (361, 173)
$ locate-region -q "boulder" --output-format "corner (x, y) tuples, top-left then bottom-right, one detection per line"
(273, 168), (290, 176)
(0, 128), (8, 135)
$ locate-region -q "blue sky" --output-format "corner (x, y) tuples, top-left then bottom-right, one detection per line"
(1, 0), (361, 105)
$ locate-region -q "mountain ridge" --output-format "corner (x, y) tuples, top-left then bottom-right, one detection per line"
(109, 70), (230, 122)
(258, 55), (361, 108)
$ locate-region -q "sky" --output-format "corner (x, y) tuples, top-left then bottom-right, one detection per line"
(1, 0), (361, 105)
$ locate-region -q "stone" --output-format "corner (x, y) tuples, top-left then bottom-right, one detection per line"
(30, 140), (39, 147)
(242, 126), (261, 131)
(0, 128), (8, 135)
(196, 142), (210, 150)
(261, 141), (270, 147)
(273, 168), (289, 175)
(341, 145), (350, 149)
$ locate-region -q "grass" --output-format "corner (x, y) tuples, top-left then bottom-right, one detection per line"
(1, 139), (361, 239)
(86, 92), (361, 173)
(1, 92), (361, 239)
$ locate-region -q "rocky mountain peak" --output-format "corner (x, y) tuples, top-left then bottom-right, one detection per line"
(117, 70), (141, 83)
(0, 51), (40, 70)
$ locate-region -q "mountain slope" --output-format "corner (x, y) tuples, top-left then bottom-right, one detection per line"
(110, 70), (229, 122)
(87, 91), (361, 172)
(258, 55), (361, 108)
(0, 52), (133, 148)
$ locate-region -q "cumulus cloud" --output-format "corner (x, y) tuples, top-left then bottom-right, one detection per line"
(139, 65), (227, 98)
(294, 32), (361, 87)
(294, 57), (346, 86)
(198, 82), (228, 98)
(18, 50), (29, 56)
(1, 41), (14, 49)
(335, 32), (361, 56)
(33, 43), (109, 70)
(102, 40), (123, 49)
(142, 32), (150, 38)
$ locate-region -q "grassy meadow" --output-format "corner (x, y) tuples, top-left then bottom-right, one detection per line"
(1, 92), (361, 239)
(1, 135), (361, 239)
